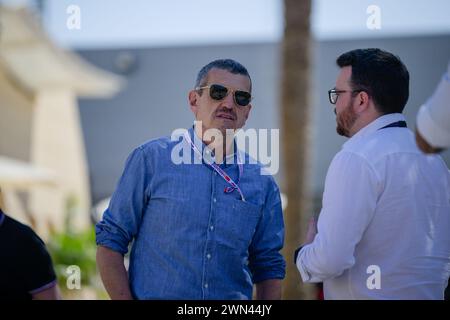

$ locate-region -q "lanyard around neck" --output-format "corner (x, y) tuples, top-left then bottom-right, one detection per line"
(379, 121), (407, 130)
(183, 131), (245, 201)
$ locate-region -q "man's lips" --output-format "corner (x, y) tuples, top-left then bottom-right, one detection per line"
(216, 113), (235, 120)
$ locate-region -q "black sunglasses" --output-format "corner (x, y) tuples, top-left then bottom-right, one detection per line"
(196, 84), (252, 107)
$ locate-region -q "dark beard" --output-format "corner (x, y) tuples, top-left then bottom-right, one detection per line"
(336, 104), (357, 137)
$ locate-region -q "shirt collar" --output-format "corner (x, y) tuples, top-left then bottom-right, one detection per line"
(188, 126), (238, 166)
(343, 113), (406, 149)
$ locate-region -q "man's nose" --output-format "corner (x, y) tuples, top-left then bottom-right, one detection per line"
(221, 92), (236, 109)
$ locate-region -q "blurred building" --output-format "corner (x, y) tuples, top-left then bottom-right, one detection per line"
(0, 7), (123, 238)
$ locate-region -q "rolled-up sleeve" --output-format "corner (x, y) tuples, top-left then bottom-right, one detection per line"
(297, 151), (379, 283)
(96, 146), (151, 255)
(249, 181), (286, 283)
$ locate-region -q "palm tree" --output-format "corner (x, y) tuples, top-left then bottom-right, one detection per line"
(281, 0), (316, 299)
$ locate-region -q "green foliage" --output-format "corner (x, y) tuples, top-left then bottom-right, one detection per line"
(47, 226), (97, 286)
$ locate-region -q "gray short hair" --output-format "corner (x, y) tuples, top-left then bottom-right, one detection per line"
(195, 59), (252, 92)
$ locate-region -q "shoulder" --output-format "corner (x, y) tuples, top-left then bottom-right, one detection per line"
(137, 134), (179, 155)
(330, 149), (369, 169)
(3, 216), (41, 242)
(343, 128), (419, 165)
(125, 134), (184, 166)
(0, 215), (56, 296)
(328, 149), (379, 182)
(1, 216), (49, 256)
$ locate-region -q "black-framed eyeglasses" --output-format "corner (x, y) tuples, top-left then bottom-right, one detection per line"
(328, 88), (362, 104)
(196, 84), (252, 107)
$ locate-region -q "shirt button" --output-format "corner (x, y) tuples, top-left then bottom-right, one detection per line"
(214, 172), (217, 176)
(210, 225), (214, 231)
(213, 198), (217, 203)
(204, 283), (208, 288)
(207, 254), (211, 259)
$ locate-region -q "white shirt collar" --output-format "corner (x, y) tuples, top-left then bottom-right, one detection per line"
(343, 113), (406, 149)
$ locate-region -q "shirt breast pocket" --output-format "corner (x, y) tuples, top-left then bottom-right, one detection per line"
(217, 198), (262, 249)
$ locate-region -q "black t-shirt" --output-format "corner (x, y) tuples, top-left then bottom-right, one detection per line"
(0, 211), (57, 299)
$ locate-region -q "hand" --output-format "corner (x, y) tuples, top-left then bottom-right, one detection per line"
(415, 126), (443, 154)
(303, 216), (317, 245)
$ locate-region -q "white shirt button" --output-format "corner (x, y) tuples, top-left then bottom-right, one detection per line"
(213, 198), (217, 203)
(204, 283), (208, 288)
(210, 225), (214, 231)
(207, 254), (211, 259)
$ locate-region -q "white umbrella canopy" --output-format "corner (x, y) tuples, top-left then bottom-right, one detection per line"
(0, 7), (124, 97)
(0, 156), (58, 189)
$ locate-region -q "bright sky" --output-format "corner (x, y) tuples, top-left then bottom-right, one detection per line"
(4, 0), (450, 48)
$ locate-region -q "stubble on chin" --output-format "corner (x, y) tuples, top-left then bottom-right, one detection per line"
(336, 106), (357, 137)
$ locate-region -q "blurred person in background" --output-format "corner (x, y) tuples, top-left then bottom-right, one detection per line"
(0, 206), (60, 300)
(415, 61), (450, 154)
(415, 60), (450, 300)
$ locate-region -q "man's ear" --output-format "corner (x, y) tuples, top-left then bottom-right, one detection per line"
(188, 90), (198, 114)
(354, 91), (370, 113)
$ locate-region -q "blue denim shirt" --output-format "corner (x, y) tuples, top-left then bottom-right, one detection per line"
(96, 127), (285, 299)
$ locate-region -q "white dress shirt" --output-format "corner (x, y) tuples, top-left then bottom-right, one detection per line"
(297, 113), (450, 299)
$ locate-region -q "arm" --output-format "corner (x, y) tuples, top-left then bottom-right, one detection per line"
(415, 130), (443, 154)
(22, 227), (60, 300)
(297, 152), (379, 282)
(294, 217), (317, 265)
(96, 245), (133, 300)
(32, 284), (61, 300)
(249, 181), (286, 297)
(255, 279), (282, 300)
(95, 147), (152, 300)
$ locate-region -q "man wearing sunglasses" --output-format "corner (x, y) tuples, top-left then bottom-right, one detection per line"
(295, 48), (450, 299)
(96, 59), (285, 300)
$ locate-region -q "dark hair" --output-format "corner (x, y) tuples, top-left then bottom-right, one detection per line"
(195, 59), (252, 92)
(336, 48), (409, 114)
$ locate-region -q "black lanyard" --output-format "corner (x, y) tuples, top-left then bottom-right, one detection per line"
(379, 121), (407, 130)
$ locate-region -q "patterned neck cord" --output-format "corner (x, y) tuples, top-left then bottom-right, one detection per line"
(183, 131), (245, 202)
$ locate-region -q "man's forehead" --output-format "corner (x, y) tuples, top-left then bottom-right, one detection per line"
(205, 68), (251, 90)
